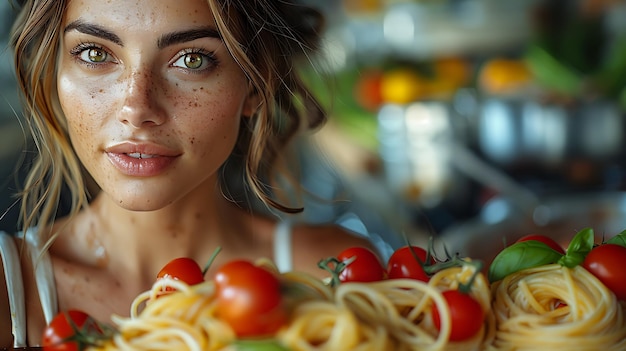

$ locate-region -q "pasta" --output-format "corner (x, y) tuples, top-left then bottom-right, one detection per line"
(280, 263), (494, 351)
(94, 279), (235, 351)
(90, 259), (626, 350)
(89, 261), (494, 351)
(489, 264), (626, 351)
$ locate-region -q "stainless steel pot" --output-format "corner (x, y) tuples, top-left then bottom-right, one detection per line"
(474, 97), (625, 167)
(439, 191), (626, 263)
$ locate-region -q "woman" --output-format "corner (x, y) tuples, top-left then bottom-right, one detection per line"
(0, 0), (392, 347)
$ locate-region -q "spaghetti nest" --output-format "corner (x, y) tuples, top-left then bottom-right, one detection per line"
(92, 279), (235, 351)
(89, 263), (494, 351)
(280, 264), (494, 351)
(489, 264), (626, 351)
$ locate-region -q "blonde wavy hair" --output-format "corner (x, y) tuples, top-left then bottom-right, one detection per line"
(10, 0), (327, 240)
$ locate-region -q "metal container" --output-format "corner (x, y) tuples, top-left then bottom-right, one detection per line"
(377, 100), (471, 208)
(474, 97), (626, 167)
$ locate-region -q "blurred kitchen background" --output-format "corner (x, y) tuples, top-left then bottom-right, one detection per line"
(307, 0), (626, 259)
(0, 1), (28, 236)
(2, 0), (626, 260)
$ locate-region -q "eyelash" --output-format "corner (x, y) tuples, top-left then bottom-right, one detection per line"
(68, 43), (219, 73)
(69, 42), (112, 68)
(172, 48), (219, 74)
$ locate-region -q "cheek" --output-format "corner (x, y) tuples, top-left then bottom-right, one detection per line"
(170, 83), (245, 151)
(57, 75), (114, 156)
(58, 77), (90, 138)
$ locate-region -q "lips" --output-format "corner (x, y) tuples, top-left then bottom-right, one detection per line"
(127, 153), (158, 159)
(105, 142), (181, 177)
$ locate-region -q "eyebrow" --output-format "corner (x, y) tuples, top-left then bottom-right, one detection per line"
(157, 27), (221, 49)
(64, 20), (221, 49)
(64, 20), (123, 46)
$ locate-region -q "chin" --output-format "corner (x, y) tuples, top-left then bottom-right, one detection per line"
(114, 198), (172, 212)
(103, 186), (182, 212)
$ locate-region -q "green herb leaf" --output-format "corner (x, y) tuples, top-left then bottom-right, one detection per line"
(525, 45), (583, 97)
(558, 228), (595, 268)
(488, 241), (564, 283)
(234, 339), (291, 351)
(605, 229), (626, 247)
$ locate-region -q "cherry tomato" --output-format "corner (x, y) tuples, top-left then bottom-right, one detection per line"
(432, 290), (484, 342)
(354, 70), (384, 111)
(582, 244), (626, 301)
(387, 245), (433, 281)
(337, 247), (386, 283)
(214, 260), (287, 337)
(42, 310), (102, 351)
(157, 257), (205, 285)
(516, 234), (565, 255)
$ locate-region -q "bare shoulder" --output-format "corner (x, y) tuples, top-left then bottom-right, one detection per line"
(290, 223), (379, 276)
(0, 236), (15, 347)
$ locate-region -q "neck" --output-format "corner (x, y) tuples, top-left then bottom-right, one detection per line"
(57, 182), (260, 285)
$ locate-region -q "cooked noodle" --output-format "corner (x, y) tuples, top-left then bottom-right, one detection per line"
(489, 264), (626, 351)
(88, 259), (626, 351)
(89, 262), (494, 351)
(326, 264), (494, 351)
(95, 279), (234, 351)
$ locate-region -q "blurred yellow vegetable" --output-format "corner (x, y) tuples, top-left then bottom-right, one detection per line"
(380, 68), (426, 104)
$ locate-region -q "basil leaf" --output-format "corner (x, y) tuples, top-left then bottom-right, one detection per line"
(488, 241), (564, 283)
(234, 339), (291, 351)
(558, 228), (594, 268)
(606, 229), (626, 247)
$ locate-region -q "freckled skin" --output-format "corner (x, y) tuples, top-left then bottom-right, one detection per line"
(58, 0), (253, 211)
(47, 0), (264, 326)
(4, 0), (377, 346)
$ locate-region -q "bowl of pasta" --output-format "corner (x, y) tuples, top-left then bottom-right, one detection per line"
(38, 234), (626, 351)
(42, 254), (496, 351)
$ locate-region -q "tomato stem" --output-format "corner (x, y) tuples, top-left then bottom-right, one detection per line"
(317, 256), (355, 287)
(458, 260), (484, 294)
(203, 246), (222, 276)
(422, 240), (484, 294)
(62, 311), (116, 350)
(409, 237), (435, 270)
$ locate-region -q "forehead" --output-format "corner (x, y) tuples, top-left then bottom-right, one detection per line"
(63, 0), (218, 32)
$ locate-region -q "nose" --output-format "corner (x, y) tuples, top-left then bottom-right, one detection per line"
(117, 69), (167, 128)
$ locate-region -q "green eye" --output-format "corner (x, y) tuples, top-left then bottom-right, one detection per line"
(183, 53), (204, 69)
(172, 50), (216, 71)
(84, 48), (108, 63)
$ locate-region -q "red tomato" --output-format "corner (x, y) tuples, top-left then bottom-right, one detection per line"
(387, 245), (433, 281)
(582, 244), (626, 301)
(337, 247), (386, 283)
(516, 234), (565, 255)
(354, 70), (384, 111)
(157, 257), (205, 285)
(214, 260), (287, 337)
(42, 310), (102, 351)
(432, 290), (484, 342)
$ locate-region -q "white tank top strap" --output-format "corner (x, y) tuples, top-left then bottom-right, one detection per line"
(0, 231), (27, 347)
(25, 228), (58, 325)
(273, 220), (293, 273)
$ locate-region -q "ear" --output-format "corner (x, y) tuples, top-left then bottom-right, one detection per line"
(241, 85), (261, 118)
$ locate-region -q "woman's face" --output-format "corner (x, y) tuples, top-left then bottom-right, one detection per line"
(58, 0), (254, 210)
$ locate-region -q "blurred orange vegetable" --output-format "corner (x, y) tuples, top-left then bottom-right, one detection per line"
(478, 58), (533, 95)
